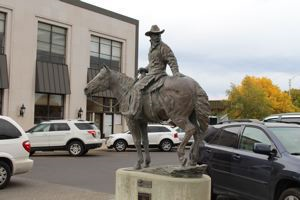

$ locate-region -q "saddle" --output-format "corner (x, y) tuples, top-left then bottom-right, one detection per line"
(120, 74), (167, 119)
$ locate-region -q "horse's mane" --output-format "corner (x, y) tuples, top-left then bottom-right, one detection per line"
(113, 70), (135, 90)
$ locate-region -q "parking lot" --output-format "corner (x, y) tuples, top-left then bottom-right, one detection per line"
(0, 147), (180, 200)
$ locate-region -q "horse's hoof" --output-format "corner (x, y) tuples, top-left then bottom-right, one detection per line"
(134, 165), (142, 170)
(144, 163), (150, 168)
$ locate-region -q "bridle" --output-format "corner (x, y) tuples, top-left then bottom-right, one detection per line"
(86, 79), (137, 109)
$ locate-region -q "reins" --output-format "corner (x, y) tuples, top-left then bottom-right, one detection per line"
(86, 78), (137, 108)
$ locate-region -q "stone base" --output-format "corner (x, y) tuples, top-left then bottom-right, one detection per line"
(115, 166), (211, 200)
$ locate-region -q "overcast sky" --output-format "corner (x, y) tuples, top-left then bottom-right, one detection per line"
(82, 0), (300, 100)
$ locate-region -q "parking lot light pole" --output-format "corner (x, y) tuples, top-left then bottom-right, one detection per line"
(289, 75), (299, 97)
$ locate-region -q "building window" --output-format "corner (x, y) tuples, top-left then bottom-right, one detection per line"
(103, 98), (112, 112)
(87, 96), (103, 113)
(37, 22), (67, 64)
(0, 12), (6, 54)
(34, 93), (64, 124)
(0, 89), (3, 114)
(90, 36), (122, 71)
(87, 97), (119, 114)
(104, 98), (119, 113)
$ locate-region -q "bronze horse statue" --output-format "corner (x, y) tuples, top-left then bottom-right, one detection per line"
(84, 65), (210, 169)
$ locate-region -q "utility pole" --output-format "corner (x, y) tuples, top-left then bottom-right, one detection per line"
(289, 75), (299, 97)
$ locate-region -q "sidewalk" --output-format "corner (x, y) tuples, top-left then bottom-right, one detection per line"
(0, 177), (115, 200)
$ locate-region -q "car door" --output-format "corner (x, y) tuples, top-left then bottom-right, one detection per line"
(27, 123), (50, 147)
(48, 123), (71, 146)
(206, 125), (241, 192)
(230, 125), (274, 200)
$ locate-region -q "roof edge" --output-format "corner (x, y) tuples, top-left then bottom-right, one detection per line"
(60, 0), (139, 25)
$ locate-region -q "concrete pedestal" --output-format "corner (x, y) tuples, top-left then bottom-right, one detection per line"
(115, 167), (211, 200)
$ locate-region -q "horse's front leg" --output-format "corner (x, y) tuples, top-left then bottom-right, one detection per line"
(132, 132), (143, 170)
(140, 122), (150, 168)
(127, 119), (143, 169)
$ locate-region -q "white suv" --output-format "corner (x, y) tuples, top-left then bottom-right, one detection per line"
(0, 116), (34, 189)
(26, 120), (104, 156)
(106, 124), (181, 152)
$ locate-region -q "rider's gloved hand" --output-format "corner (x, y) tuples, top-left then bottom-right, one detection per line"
(138, 68), (148, 74)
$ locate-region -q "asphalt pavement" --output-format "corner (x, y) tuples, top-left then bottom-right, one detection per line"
(0, 145), (181, 200)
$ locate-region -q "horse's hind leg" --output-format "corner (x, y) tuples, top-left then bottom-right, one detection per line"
(173, 118), (196, 166)
(140, 121), (150, 168)
(188, 113), (203, 166)
(191, 118), (207, 165)
(126, 118), (143, 169)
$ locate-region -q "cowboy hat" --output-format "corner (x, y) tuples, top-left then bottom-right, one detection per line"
(145, 25), (165, 36)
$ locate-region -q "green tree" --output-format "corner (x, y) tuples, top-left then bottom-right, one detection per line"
(227, 76), (297, 119)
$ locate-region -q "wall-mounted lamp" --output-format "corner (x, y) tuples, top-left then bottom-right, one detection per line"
(78, 107), (83, 119)
(20, 104), (26, 117)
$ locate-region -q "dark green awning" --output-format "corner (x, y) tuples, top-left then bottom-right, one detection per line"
(36, 61), (71, 94)
(0, 54), (9, 89)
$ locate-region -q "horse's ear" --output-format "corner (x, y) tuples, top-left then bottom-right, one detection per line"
(103, 65), (111, 72)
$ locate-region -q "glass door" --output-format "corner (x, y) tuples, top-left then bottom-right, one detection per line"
(103, 113), (113, 137)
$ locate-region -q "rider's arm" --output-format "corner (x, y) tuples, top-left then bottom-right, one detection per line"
(161, 43), (181, 76)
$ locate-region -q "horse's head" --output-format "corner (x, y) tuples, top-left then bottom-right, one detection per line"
(84, 65), (111, 96)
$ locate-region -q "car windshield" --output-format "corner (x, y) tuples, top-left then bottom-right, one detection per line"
(74, 123), (99, 130)
(269, 127), (300, 155)
(27, 124), (50, 132)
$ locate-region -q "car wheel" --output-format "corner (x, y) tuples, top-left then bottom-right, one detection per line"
(279, 188), (300, 200)
(68, 141), (84, 156)
(0, 161), (11, 189)
(159, 139), (173, 152)
(114, 140), (127, 152)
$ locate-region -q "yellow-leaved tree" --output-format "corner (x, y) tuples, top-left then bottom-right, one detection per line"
(227, 76), (297, 119)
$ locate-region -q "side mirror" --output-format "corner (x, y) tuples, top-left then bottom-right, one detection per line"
(253, 143), (277, 157)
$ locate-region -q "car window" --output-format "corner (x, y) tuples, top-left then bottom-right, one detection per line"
(50, 123), (70, 131)
(148, 126), (171, 133)
(281, 117), (300, 123)
(269, 127), (300, 154)
(90, 123), (100, 130)
(264, 118), (278, 122)
(208, 126), (240, 148)
(30, 124), (50, 132)
(239, 127), (271, 151)
(75, 123), (98, 130)
(0, 119), (22, 140)
(204, 126), (220, 143)
(175, 127), (184, 132)
(217, 126), (240, 148)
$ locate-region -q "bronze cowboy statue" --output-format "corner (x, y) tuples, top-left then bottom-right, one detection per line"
(85, 25), (211, 170)
(125, 25), (185, 119)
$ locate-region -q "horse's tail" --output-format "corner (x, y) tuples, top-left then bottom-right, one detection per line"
(194, 83), (211, 133)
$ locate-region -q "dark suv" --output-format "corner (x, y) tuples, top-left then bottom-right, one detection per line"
(198, 121), (300, 200)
